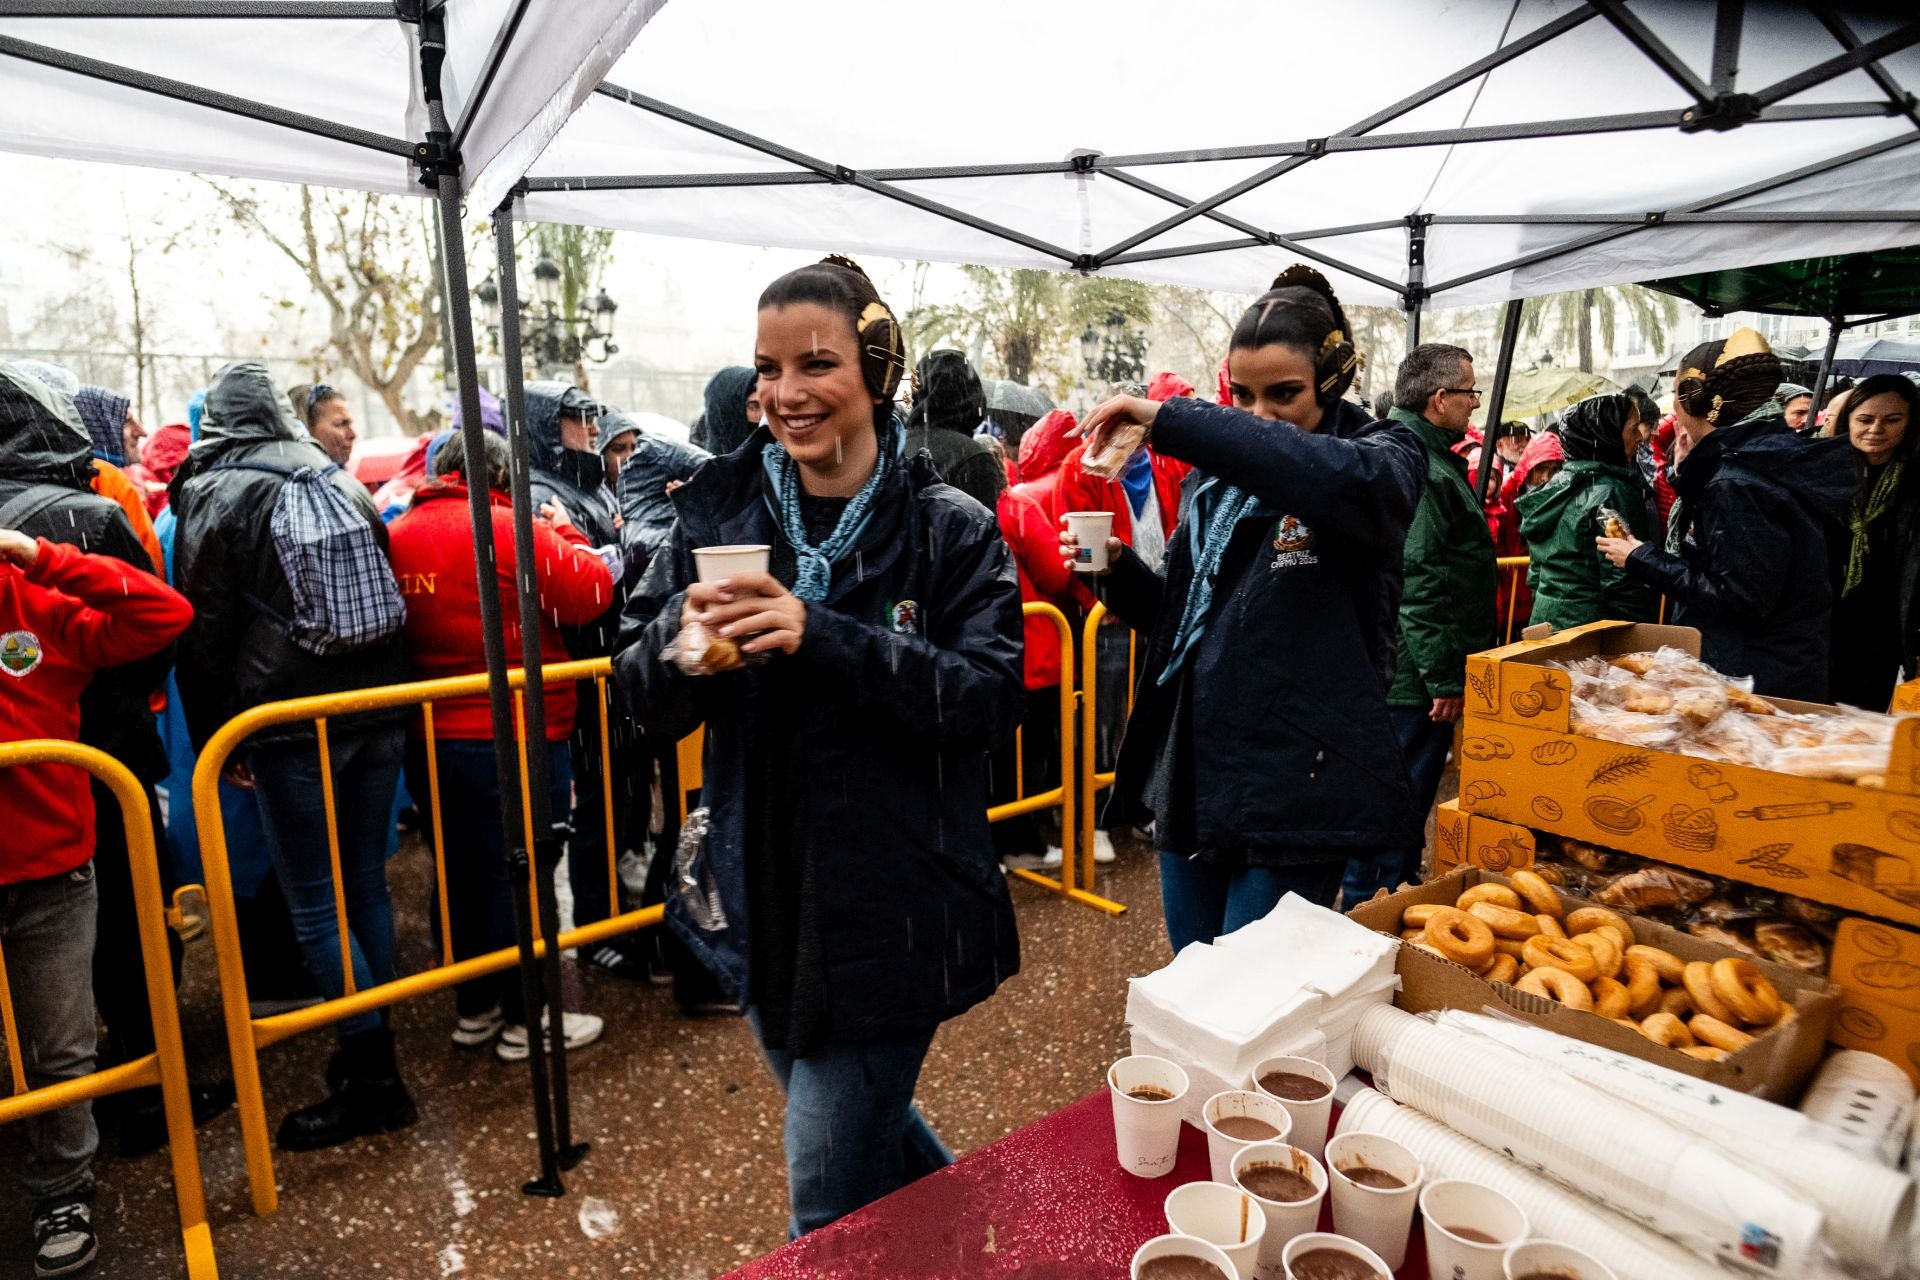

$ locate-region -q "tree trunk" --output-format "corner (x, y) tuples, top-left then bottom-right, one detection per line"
(1004, 333), (1033, 385)
(125, 224), (147, 425)
(1577, 290), (1595, 373)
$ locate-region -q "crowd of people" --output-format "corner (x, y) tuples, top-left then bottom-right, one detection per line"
(5, 255), (1920, 1274)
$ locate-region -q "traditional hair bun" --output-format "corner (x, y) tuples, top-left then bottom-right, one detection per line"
(819, 253), (875, 284)
(1675, 327), (1781, 426)
(1267, 264), (1361, 406)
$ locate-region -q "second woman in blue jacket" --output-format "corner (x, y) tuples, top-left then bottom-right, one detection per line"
(1068, 268), (1426, 952)
(612, 256), (1024, 1236)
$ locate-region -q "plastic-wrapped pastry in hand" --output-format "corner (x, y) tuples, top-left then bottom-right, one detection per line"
(669, 618), (748, 676)
(1595, 865), (1717, 913)
(1597, 506), (1631, 541)
(1753, 920), (1828, 974)
(1686, 921), (1763, 960)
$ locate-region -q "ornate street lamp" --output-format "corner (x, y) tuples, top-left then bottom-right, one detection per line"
(1081, 310), (1147, 386)
(473, 260), (620, 375)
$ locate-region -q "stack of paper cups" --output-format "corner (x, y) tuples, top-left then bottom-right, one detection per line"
(1338, 1089), (1743, 1280)
(1799, 1049), (1917, 1168)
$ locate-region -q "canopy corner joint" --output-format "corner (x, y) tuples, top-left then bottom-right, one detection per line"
(1678, 92), (1761, 133)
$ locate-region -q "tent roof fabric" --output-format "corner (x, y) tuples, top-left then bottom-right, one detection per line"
(1645, 245), (1920, 321)
(518, 0), (1920, 308)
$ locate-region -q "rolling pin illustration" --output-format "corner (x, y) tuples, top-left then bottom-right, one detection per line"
(1735, 799), (1856, 821)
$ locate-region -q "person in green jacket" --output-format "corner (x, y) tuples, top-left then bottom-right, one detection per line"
(1517, 394), (1656, 633)
(1343, 343), (1497, 902)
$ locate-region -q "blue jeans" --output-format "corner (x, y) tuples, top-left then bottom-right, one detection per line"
(251, 728), (405, 1037)
(407, 738), (571, 1025)
(1341, 707), (1454, 902)
(746, 1010), (952, 1237)
(2, 863), (99, 1203)
(1159, 853), (1345, 954)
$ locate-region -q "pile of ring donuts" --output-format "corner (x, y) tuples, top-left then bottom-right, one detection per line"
(1400, 870), (1792, 1062)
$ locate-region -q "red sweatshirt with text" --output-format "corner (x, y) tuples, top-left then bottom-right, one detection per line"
(0, 538), (193, 883)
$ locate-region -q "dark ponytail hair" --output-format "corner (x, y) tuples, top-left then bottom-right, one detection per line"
(757, 255), (908, 430)
(1228, 265), (1361, 407)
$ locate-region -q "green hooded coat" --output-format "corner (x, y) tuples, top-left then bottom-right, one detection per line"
(1517, 460), (1655, 631)
(1388, 408), (1497, 706)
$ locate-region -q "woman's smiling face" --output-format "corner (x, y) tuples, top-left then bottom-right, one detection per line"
(755, 302), (881, 482)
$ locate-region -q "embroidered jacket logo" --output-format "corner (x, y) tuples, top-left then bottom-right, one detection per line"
(0, 629), (42, 677)
(887, 599), (920, 635)
(1269, 516), (1319, 568)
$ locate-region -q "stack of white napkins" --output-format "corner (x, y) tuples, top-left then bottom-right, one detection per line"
(1127, 893), (1399, 1126)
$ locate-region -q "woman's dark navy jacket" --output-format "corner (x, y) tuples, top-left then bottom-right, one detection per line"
(1101, 396), (1427, 863)
(612, 428), (1024, 1042)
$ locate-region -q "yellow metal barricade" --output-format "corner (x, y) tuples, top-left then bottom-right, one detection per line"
(1069, 602), (1131, 917)
(1497, 554), (1529, 644)
(192, 658), (664, 1216)
(0, 741), (218, 1279)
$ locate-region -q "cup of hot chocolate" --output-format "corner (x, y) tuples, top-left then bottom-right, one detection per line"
(1325, 1131), (1423, 1271)
(1164, 1180), (1267, 1280)
(1502, 1239), (1619, 1280)
(1281, 1232), (1391, 1280)
(1131, 1233), (1239, 1280)
(1110, 1055), (1190, 1178)
(1230, 1140), (1328, 1278)
(1420, 1179), (1529, 1280)
(1248, 1056), (1336, 1163)
(1202, 1090), (1295, 1184)
(692, 544), (770, 586)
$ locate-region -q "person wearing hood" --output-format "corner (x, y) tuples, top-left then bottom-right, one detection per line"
(1601, 330), (1854, 701)
(1776, 382), (1815, 436)
(1517, 394), (1656, 634)
(1828, 374), (1920, 709)
(16, 372), (165, 587)
(1064, 268), (1424, 952)
(614, 256), (1022, 1235)
(170, 361), (414, 1151)
(904, 350), (1007, 510)
(616, 411), (712, 574)
(691, 366), (760, 457)
(128, 423), (191, 518)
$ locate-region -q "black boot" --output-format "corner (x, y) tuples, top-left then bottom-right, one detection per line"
(276, 1028), (417, 1152)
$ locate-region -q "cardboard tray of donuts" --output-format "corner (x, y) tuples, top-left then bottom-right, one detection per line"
(1347, 867), (1836, 1098)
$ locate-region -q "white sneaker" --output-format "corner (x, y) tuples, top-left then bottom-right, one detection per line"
(1093, 831), (1117, 864)
(452, 1006), (504, 1048)
(496, 1011), (604, 1062)
(617, 848), (650, 896)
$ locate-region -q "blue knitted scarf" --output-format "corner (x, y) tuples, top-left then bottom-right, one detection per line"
(1158, 477), (1263, 685)
(761, 420), (902, 603)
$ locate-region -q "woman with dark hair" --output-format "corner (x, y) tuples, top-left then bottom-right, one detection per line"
(287, 382), (356, 467)
(1517, 393), (1655, 632)
(1829, 373), (1920, 709)
(1599, 329), (1853, 700)
(1063, 266), (1424, 951)
(613, 256), (1022, 1235)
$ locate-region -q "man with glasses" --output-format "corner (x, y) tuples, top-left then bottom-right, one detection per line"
(1343, 343), (1497, 902)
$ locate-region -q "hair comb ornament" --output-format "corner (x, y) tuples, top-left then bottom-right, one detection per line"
(1707, 393), (1725, 425)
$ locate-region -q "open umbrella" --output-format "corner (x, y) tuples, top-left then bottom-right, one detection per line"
(1828, 337), (1920, 377)
(984, 380), (1055, 419)
(1469, 367), (1621, 430)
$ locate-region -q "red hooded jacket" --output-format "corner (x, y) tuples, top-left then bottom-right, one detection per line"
(1650, 414), (1680, 536)
(387, 478), (614, 740)
(126, 424), (191, 516)
(1000, 410), (1092, 689)
(1, 538), (193, 883)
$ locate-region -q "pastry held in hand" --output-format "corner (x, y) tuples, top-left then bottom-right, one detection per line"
(1079, 418), (1149, 480)
(669, 618), (747, 676)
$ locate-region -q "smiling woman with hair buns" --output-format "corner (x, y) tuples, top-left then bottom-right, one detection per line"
(1061, 265), (1425, 951)
(1595, 327), (1854, 700)
(612, 254), (1025, 1235)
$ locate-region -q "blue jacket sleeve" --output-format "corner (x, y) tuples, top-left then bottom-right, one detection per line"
(1148, 398), (1422, 550)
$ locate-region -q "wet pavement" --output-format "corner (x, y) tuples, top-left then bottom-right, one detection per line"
(0, 832), (1172, 1279)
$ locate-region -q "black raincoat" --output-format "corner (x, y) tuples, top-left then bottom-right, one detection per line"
(1626, 409), (1853, 701)
(169, 362), (404, 748)
(1101, 396), (1426, 864)
(525, 381), (620, 658)
(691, 367), (758, 458)
(0, 363), (170, 782)
(611, 430), (1023, 1046)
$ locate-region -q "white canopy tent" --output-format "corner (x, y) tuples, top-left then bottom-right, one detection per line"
(518, 0), (1920, 318)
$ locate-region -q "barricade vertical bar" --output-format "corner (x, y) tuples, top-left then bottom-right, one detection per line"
(1079, 604), (1101, 896)
(313, 717), (354, 997)
(598, 675), (618, 919)
(422, 701), (455, 967)
(0, 939), (28, 1095)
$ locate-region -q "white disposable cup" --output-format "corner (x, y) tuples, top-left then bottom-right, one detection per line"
(1165, 1180), (1268, 1280)
(1326, 1130), (1424, 1271)
(1421, 1179), (1529, 1280)
(1283, 1232), (1392, 1280)
(1132, 1232), (1239, 1280)
(1250, 1056), (1337, 1163)
(1231, 1141), (1328, 1280)
(1110, 1055), (1189, 1178)
(1502, 1239), (1618, 1280)
(1203, 1090), (1295, 1184)
(1065, 511), (1114, 572)
(692, 544), (770, 585)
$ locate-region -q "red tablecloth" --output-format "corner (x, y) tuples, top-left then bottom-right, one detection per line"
(725, 1091), (1427, 1278)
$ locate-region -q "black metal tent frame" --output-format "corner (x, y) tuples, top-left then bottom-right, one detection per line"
(3, 0), (1918, 1189)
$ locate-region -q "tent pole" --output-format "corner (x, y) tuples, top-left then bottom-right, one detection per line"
(1477, 299), (1524, 502)
(418, 5), (566, 1196)
(491, 198), (590, 1178)
(1405, 215), (1428, 348)
(1811, 317), (1842, 422)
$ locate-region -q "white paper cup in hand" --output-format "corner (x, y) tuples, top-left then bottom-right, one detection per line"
(1325, 1130), (1423, 1271)
(1203, 1090), (1294, 1184)
(1249, 1056), (1336, 1164)
(1421, 1179), (1529, 1280)
(1283, 1232), (1393, 1280)
(1165, 1180), (1267, 1280)
(1502, 1239), (1618, 1280)
(1132, 1233), (1239, 1280)
(1110, 1055), (1189, 1178)
(692, 544), (770, 585)
(1064, 511), (1114, 572)
(1231, 1141), (1328, 1279)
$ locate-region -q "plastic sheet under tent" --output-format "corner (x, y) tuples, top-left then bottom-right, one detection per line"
(518, 0), (1920, 309)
